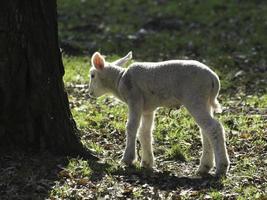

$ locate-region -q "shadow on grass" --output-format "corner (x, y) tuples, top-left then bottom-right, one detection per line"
(113, 166), (224, 191)
(0, 151), (109, 200)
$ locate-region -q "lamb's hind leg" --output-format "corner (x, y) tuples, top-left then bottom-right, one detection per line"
(207, 119), (229, 177)
(186, 103), (230, 177)
(138, 112), (154, 168)
(197, 132), (214, 175)
(197, 106), (215, 175)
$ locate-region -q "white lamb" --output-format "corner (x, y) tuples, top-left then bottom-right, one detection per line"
(88, 51), (230, 177)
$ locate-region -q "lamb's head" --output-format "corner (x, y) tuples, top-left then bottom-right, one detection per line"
(89, 52), (107, 98)
(89, 51), (133, 98)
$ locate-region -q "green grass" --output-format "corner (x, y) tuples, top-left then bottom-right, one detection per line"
(58, 1), (266, 197)
(62, 56), (89, 84)
(58, 53), (267, 199)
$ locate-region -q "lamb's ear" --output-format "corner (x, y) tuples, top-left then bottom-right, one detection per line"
(91, 52), (105, 70)
(112, 51), (132, 67)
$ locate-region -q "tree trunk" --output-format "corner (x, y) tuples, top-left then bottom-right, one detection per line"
(0, 1), (95, 158)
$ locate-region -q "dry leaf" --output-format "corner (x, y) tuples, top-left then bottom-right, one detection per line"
(76, 178), (89, 186)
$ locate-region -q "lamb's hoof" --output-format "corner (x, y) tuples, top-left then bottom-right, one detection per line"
(141, 160), (153, 169)
(121, 155), (136, 166)
(196, 170), (210, 177)
(196, 164), (212, 177)
(215, 164), (229, 178)
(215, 169), (227, 179)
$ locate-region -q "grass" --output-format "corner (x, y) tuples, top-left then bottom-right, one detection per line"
(1, 0), (266, 199)
(59, 54), (266, 199)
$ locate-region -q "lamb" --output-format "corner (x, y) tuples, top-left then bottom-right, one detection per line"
(88, 51), (230, 177)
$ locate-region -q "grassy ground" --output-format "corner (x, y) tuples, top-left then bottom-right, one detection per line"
(1, 0), (266, 199)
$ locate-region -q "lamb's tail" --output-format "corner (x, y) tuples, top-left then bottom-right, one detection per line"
(210, 74), (222, 114)
(211, 98), (222, 113)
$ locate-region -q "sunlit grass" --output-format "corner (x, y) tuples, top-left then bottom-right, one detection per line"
(54, 0), (267, 198)
(60, 47), (267, 198)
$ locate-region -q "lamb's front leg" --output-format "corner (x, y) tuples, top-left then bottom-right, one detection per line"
(121, 103), (142, 166)
(138, 112), (154, 168)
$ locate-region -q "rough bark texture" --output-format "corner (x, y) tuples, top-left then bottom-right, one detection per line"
(0, 1), (95, 158)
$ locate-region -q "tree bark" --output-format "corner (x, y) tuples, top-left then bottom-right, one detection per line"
(0, 1), (96, 158)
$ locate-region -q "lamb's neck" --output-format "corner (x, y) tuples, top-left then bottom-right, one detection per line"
(105, 66), (125, 100)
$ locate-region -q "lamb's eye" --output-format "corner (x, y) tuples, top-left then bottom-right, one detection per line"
(91, 74), (95, 79)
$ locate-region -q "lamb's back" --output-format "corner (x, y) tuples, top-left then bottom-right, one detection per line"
(127, 60), (215, 89)
(121, 60), (218, 109)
